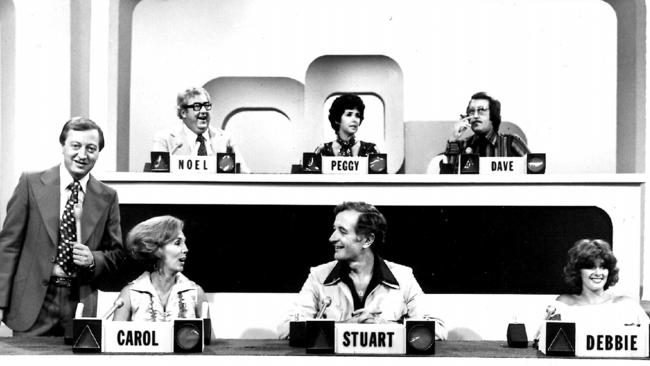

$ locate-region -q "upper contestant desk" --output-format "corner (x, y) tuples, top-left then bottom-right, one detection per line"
(96, 172), (646, 206)
(0, 337), (648, 365)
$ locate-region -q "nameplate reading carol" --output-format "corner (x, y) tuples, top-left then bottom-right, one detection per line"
(479, 157), (526, 175)
(334, 323), (405, 354)
(171, 155), (217, 174)
(103, 321), (174, 353)
(322, 157), (368, 175)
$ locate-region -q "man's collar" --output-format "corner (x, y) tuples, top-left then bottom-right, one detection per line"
(59, 163), (89, 192)
(483, 129), (498, 145)
(324, 254), (399, 289)
(183, 123), (208, 140)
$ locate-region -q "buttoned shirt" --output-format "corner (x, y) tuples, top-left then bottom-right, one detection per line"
(279, 255), (447, 340)
(53, 164), (90, 277)
(182, 124), (213, 156)
(461, 129), (530, 157)
(128, 271), (199, 322)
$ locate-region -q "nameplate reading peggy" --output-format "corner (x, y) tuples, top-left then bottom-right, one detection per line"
(171, 155), (216, 174)
(322, 156), (368, 175)
(479, 157), (526, 175)
(334, 323), (406, 355)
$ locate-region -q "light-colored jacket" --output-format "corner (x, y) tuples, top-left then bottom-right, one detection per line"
(278, 257), (446, 340)
(152, 125), (250, 173)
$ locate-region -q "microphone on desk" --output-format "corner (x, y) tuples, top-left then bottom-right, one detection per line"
(75, 303), (85, 319)
(103, 298), (125, 320)
(315, 297), (332, 319)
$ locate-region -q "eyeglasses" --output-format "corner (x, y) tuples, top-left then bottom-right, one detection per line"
(184, 102), (212, 111)
(466, 107), (489, 116)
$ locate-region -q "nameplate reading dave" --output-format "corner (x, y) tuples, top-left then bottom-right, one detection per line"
(103, 321), (174, 353)
(322, 157), (368, 175)
(171, 155), (217, 174)
(576, 323), (649, 358)
(334, 323), (405, 354)
(479, 157), (526, 175)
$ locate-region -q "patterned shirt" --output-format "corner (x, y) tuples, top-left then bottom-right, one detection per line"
(460, 129), (530, 157)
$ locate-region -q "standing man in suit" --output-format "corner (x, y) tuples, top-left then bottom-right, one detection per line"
(152, 86), (250, 173)
(0, 117), (125, 337)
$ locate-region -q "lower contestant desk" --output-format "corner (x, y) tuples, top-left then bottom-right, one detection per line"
(0, 338), (648, 365)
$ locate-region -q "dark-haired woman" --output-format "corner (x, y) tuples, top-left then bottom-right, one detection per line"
(535, 239), (648, 344)
(315, 94), (379, 156)
(113, 216), (207, 321)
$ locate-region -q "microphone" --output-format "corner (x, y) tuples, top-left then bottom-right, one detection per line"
(201, 302), (209, 319)
(73, 203), (82, 244)
(75, 303), (85, 319)
(314, 297), (332, 319)
(103, 298), (125, 320)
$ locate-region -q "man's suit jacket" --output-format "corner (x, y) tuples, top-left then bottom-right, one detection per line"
(152, 125), (251, 173)
(0, 165), (124, 331)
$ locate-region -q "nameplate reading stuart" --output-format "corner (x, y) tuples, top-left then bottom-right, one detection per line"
(334, 323), (405, 355)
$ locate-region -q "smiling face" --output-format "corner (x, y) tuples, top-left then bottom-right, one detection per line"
(580, 258), (609, 294)
(180, 92), (211, 135)
(467, 99), (493, 136)
(329, 210), (369, 262)
(159, 230), (188, 274)
(62, 129), (101, 180)
(337, 109), (362, 138)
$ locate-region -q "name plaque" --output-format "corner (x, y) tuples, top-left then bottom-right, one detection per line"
(171, 155), (216, 174)
(479, 157), (526, 175)
(103, 321), (174, 353)
(541, 321), (649, 358)
(322, 157), (368, 175)
(575, 323), (649, 358)
(334, 323), (405, 355)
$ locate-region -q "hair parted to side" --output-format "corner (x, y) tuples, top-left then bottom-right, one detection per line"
(176, 87), (211, 119)
(127, 215), (184, 272)
(59, 117), (105, 151)
(467, 91), (502, 132)
(328, 94), (365, 132)
(333, 201), (387, 249)
(563, 238), (619, 294)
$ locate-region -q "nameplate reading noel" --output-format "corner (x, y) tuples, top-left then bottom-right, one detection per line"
(171, 155), (216, 174)
(334, 323), (405, 355)
(479, 157), (526, 175)
(103, 321), (174, 353)
(322, 157), (368, 175)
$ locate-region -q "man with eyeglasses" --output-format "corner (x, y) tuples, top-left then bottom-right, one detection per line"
(451, 91), (529, 157)
(152, 86), (250, 172)
(426, 92), (530, 173)
(0, 117), (125, 339)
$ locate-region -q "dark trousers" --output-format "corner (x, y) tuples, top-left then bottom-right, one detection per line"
(13, 280), (78, 337)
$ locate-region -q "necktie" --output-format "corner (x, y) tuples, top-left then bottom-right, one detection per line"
(56, 181), (80, 276)
(197, 135), (207, 156)
(336, 136), (356, 157)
